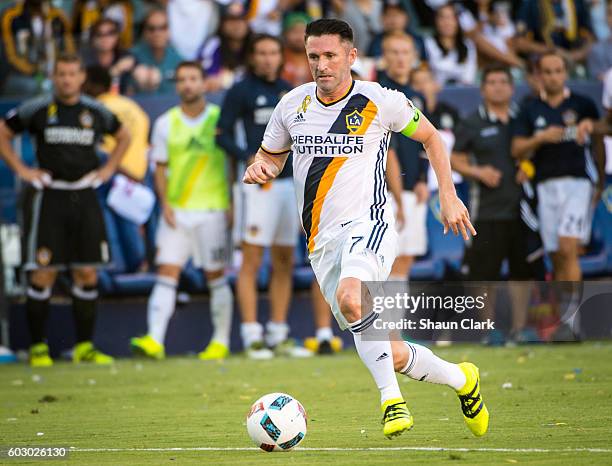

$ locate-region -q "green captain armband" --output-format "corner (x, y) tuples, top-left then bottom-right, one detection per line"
(400, 106), (421, 138)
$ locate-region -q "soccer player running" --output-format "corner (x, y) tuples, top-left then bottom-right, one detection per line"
(130, 61), (233, 360)
(243, 19), (489, 439)
(0, 54), (130, 367)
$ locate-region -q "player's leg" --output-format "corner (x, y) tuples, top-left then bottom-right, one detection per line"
(22, 188), (62, 367)
(70, 267), (112, 364)
(390, 339), (488, 436)
(265, 179), (310, 356)
(310, 282), (341, 354)
(27, 269), (57, 367)
(131, 211), (189, 359)
(237, 183), (274, 358)
(197, 211), (233, 361)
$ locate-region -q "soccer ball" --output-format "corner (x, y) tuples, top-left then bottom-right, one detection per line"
(246, 393), (307, 452)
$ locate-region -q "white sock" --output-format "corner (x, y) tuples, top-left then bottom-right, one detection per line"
(208, 277), (233, 347)
(147, 276), (177, 345)
(400, 341), (466, 390)
(316, 326), (333, 342)
(265, 321), (289, 347)
(349, 312), (402, 404)
(241, 322), (264, 348)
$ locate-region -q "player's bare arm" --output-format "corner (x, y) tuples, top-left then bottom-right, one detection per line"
(406, 112), (476, 240)
(94, 124), (131, 184)
(242, 148), (288, 185)
(0, 120), (51, 187)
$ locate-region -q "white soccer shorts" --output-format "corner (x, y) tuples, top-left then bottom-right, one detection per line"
(309, 219), (398, 330)
(156, 209), (228, 271)
(390, 190), (428, 257)
(536, 177), (592, 252)
(239, 177), (300, 247)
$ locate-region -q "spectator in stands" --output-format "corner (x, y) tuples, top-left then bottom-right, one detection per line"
(0, 53), (130, 367)
(244, 0), (288, 36)
(130, 8), (183, 94)
(217, 35), (309, 359)
(281, 12), (312, 87)
(367, 3), (425, 60)
(512, 52), (600, 282)
(131, 61), (233, 361)
(198, 5), (252, 92)
(167, 0), (221, 60)
(476, 0), (523, 67)
(81, 19), (135, 94)
(410, 66), (459, 137)
(329, 0), (383, 52)
(451, 65), (535, 344)
(424, 3), (478, 85)
(515, 0), (595, 73)
(0, 0), (75, 96)
(71, 0), (135, 50)
(587, 0), (612, 80)
(84, 66), (150, 272)
(377, 32), (429, 285)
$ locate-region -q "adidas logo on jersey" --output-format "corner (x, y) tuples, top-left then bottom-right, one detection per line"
(376, 352), (389, 361)
(294, 113), (306, 123)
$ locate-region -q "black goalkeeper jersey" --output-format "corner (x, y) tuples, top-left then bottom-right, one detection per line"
(3, 94), (121, 181)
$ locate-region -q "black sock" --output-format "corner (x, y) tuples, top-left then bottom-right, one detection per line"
(72, 286), (98, 343)
(26, 286), (51, 345)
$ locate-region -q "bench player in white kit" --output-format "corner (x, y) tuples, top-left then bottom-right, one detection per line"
(244, 19), (489, 439)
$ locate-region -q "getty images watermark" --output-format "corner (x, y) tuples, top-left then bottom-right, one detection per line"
(371, 291), (494, 331)
(359, 281), (612, 343)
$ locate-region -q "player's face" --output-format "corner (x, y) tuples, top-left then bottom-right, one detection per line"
(251, 39), (283, 80)
(539, 55), (567, 95)
(383, 38), (416, 78)
(176, 67), (206, 103)
(53, 62), (85, 99)
(481, 71), (513, 105)
(306, 34), (356, 94)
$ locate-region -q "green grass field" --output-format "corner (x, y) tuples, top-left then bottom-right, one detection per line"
(2, 342), (612, 465)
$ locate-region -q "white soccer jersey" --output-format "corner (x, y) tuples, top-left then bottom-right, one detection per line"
(260, 80), (417, 253)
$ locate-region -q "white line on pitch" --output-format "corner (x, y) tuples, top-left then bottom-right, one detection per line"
(69, 447), (612, 454)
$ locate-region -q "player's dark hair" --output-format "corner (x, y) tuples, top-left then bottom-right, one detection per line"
(481, 64), (513, 85)
(84, 65), (112, 96)
(54, 53), (84, 72)
(246, 34), (283, 76)
(304, 19), (353, 44)
(175, 60), (206, 79)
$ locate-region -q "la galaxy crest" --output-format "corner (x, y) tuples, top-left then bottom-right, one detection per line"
(346, 109), (364, 133)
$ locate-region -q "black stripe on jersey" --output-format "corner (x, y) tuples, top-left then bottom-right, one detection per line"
(327, 94), (371, 134)
(367, 133), (390, 252)
(302, 156), (335, 246)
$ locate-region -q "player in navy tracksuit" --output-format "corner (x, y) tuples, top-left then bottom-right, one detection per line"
(217, 34), (316, 358)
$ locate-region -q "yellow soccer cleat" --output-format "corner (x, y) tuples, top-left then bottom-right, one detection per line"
(30, 343), (53, 368)
(130, 335), (165, 360)
(381, 398), (414, 439)
(457, 362), (489, 437)
(73, 341), (114, 365)
(198, 340), (229, 361)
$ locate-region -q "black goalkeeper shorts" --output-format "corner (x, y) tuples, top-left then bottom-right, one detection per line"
(22, 187), (109, 270)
